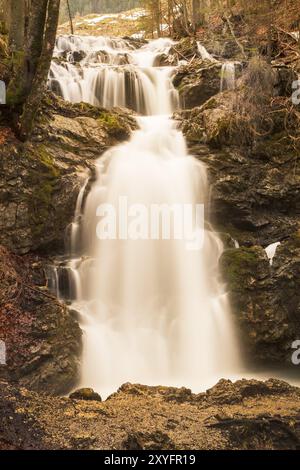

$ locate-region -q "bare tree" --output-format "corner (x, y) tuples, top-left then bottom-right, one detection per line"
(6, 0), (61, 139)
(20, 0), (61, 138)
(8, 0), (25, 50)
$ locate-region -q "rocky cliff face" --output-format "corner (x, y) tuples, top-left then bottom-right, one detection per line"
(175, 71), (300, 365)
(0, 245), (81, 394)
(0, 94), (137, 255)
(1, 378), (300, 450)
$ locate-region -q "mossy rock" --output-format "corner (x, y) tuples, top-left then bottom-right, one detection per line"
(221, 246), (269, 292)
(26, 145), (61, 239)
(69, 388), (102, 402)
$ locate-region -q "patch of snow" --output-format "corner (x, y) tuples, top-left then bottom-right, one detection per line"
(131, 31), (145, 39)
(265, 242), (281, 266)
(121, 10), (146, 20)
(84, 14), (117, 25)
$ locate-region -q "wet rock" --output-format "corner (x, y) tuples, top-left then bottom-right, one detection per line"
(71, 50), (86, 63)
(122, 36), (148, 49)
(115, 382), (193, 403)
(173, 59), (222, 109)
(175, 84), (300, 362)
(220, 236), (300, 362)
(0, 245), (82, 394)
(69, 388), (102, 402)
(0, 93), (137, 255)
(153, 53), (178, 67)
(175, 90), (300, 247)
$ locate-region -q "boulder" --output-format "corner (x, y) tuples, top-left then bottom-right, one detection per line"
(173, 59), (223, 109)
(69, 388), (102, 402)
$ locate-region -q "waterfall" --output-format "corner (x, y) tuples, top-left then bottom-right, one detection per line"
(220, 62), (236, 92)
(53, 36), (242, 398)
(0, 80), (6, 104)
(49, 36), (178, 114)
(197, 42), (215, 62)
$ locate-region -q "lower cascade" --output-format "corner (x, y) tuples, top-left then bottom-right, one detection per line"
(53, 36), (242, 398)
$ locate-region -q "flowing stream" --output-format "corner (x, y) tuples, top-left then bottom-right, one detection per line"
(50, 36), (243, 398)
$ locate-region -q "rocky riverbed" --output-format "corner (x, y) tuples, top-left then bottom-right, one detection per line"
(1, 378), (300, 450)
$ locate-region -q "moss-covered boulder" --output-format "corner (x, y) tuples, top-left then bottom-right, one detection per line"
(69, 388), (102, 402)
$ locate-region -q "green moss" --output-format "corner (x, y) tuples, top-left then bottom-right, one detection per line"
(209, 116), (231, 147)
(201, 96), (218, 111)
(6, 50), (26, 105)
(98, 111), (121, 129)
(36, 145), (60, 178)
(221, 247), (260, 292)
(26, 145), (61, 238)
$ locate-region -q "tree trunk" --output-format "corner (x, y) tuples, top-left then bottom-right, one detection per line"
(19, 0), (61, 139)
(155, 0), (161, 37)
(9, 0), (25, 51)
(266, 0), (273, 63)
(167, 0), (173, 35)
(192, 0), (200, 32)
(7, 0), (48, 106)
(66, 0), (74, 35)
(0, 0), (10, 34)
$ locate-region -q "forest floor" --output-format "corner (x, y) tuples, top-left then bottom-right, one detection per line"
(58, 8), (148, 38)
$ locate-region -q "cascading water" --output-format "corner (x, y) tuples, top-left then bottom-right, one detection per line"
(220, 62), (236, 92)
(52, 36), (242, 398)
(49, 36), (178, 114)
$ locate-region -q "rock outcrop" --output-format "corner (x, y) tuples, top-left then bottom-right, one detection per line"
(175, 73), (300, 363)
(173, 59), (223, 109)
(0, 94), (137, 255)
(221, 236), (300, 363)
(0, 245), (81, 394)
(1, 378), (300, 450)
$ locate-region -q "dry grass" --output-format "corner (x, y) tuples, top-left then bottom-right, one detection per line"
(230, 57), (277, 144)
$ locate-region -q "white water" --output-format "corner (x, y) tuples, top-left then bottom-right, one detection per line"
(51, 36), (243, 398)
(50, 36), (178, 114)
(220, 62), (236, 92)
(265, 242), (281, 266)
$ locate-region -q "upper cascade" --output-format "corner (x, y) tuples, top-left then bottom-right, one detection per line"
(49, 36), (179, 114)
